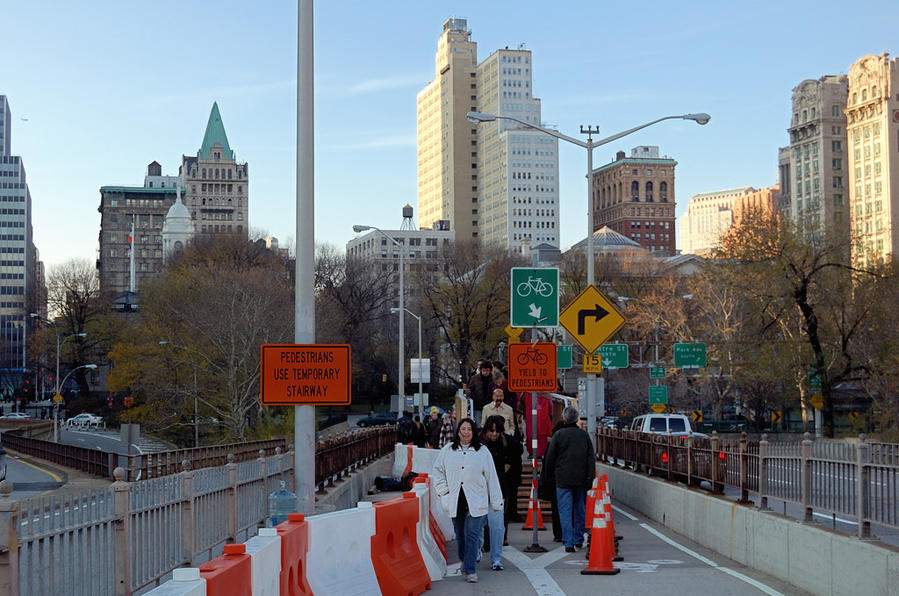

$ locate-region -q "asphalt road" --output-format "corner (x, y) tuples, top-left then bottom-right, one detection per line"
(427, 498), (809, 595)
(4, 455), (64, 501)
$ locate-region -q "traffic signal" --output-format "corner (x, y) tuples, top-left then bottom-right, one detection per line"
(23, 379), (30, 395)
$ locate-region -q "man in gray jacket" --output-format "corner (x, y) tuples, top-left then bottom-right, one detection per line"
(543, 406), (595, 552)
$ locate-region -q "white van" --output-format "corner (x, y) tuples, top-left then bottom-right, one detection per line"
(629, 413), (706, 437)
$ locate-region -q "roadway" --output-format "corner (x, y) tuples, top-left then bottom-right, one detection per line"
(428, 498), (808, 595)
(3, 456), (64, 500)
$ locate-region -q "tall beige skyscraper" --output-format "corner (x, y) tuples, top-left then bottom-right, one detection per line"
(777, 75), (848, 238)
(845, 53), (899, 266)
(417, 18), (560, 251)
(417, 18), (479, 243)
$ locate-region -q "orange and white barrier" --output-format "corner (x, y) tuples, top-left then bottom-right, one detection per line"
(200, 544), (253, 594)
(144, 568), (206, 595)
(244, 528), (281, 596)
(275, 513), (313, 595)
(391, 443), (416, 478)
(305, 501), (380, 595)
(371, 493), (432, 595)
(411, 482), (448, 581)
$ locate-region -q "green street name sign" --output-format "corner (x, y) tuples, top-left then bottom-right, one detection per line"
(598, 344), (629, 369)
(557, 345), (573, 370)
(673, 343), (707, 368)
(510, 267), (559, 327)
(649, 364), (666, 379)
(649, 385), (669, 404)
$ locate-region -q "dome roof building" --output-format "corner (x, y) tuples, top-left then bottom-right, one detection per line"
(162, 188), (195, 260)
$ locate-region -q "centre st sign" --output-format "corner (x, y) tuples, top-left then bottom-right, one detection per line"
(260, 344), (351, 406)
(598, 344), (629, 369)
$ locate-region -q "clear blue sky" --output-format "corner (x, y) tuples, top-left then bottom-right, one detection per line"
(4, 1), (897, 271)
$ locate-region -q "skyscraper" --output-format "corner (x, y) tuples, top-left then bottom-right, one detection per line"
(0, 95), (42, 396)
(416, 18), (559, 251)
(777, 75), (849, 238)
(845, 53), (899, 266)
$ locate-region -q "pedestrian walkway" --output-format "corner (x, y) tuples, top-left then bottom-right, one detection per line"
(427, 498), (809, 595)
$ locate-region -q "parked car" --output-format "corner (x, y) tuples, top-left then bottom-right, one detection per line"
(66, 413), (105, 429)
(356, 411), (397, 427)
(0, 412), (30, 420)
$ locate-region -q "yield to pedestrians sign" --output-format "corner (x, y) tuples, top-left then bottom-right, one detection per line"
(510, 268), (559, 327)
(559, 285), (626, 353)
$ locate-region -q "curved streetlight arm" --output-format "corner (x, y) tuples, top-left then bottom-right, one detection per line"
(353, 224), (401, 248)
(59, 364), (97, 390)
(390, 306), (421, 323)
(592, 114), (709, 148)
(467, 112), (587, 147)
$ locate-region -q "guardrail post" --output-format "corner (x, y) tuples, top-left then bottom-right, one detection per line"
(739, 431), (750, 503)
(226, 453), (238, 542)
(759, 434), (769, 510)
(686, 433), (694, 485)
(857, 434), (872, 539)
(112, 467), (132, 596)
(801, 433), (813, 522)
(258, 449), (267, 492)
(710, 432), (721, 493)
(180, 460), (198, 566)
(0, 480), (20, 596)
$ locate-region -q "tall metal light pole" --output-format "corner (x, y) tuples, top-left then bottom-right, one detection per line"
(354, 224), (405, 416)
(56, 364), (97, 440)
(30, 313), (86, 441)
(467, 111), (710, 444)
(392, 307), (422, 419)
(158, 341), (201, 447)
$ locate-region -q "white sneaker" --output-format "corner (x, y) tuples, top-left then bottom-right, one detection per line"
(467, 573), (478, 583)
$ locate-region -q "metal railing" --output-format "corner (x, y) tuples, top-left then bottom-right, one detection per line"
(0, 426), (397, 595)
(596, 428), (899, 539)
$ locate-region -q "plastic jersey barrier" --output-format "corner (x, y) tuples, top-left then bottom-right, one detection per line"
(143, 568), (207, 596)
(275, 513), (313, 595)
(410, 446), (439, 474)
(411, 482), (448, 581)
(199, 544), (252, 596)
(305, 501), (381, 595)
(243, 527), (281, 596)
(413, 475), (447, 560)
(371, 493), (432, 596)
(392, 443), (409, 478)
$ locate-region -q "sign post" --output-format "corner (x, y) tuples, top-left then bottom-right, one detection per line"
(510, 268), (559, 327)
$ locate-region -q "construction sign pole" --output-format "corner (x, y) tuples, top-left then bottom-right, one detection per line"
(524, 392), (547, 553)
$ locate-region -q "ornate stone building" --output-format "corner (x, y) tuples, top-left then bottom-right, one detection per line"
(777, 75), (848, 238)
(845, 53), (899, 266)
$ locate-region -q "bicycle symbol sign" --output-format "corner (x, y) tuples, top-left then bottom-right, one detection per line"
(508, 342), (557, 392)
(510, 267), (559, 328)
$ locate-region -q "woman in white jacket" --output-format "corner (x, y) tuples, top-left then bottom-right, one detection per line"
(432, 417), (504, 583)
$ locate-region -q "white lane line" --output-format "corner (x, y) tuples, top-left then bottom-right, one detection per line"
(812, 511), (856, 525)
(611, 504), (639, 521)
(640, 524), (784, 596)
(502, 546), (567, 596)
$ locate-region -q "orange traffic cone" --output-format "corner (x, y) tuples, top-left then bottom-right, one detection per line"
(522, 491), (546, 530)
(581, 486), (620, 575)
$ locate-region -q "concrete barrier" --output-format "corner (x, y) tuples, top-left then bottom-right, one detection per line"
(599, 463), (899, 596)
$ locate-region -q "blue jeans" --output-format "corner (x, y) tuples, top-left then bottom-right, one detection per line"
(556, 486), (586, 548)
(453, 511), (487, 575)
(486, 508), (505, 566)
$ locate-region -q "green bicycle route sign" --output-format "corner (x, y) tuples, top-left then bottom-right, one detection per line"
(510, 267), (559, 327)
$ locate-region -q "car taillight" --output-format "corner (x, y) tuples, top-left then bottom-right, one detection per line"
(661, 452), (669, 464)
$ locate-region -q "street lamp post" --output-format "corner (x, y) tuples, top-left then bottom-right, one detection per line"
(467, 110), (709, 444)
(392, 307), (422, 420)
(56, 364), (97, 441)
(354, 224), (406, 416)
(29, 313), (87, 441)
(159, 340), (200, 448)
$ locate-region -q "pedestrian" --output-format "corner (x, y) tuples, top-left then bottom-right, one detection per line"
(411, 415), (428, 448)
(521, 392), (553, 458)
(396, 411), (413, 444)
(542, 406), (595, 553)
(426, 406), (443, 447)
(541, 418), (566, 542)
(438, 407), (456, 448)
(480, 415), (523, 569)
(432, 418), (504, 583)
(481, 388), (515, 436)
(465, 360), (494, 419)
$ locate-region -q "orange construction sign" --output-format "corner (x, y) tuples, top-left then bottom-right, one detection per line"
(508, 342), (557, 392)
(260, 344), (351, 406)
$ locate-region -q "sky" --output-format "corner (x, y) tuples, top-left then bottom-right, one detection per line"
(4, 0), (898, 272)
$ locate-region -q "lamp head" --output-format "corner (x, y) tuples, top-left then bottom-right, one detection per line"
(390, 307), (400, 314)
(76, 333), (87, 338)
(85, 364), (98, 370)
(682, 294), (694, 300)
(29, 312), (39, 319)
(684, 113), (711, 125)
(352, 225), (371, 233)
(466, 111), (496, 124)
(158, 340), (169, 345)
